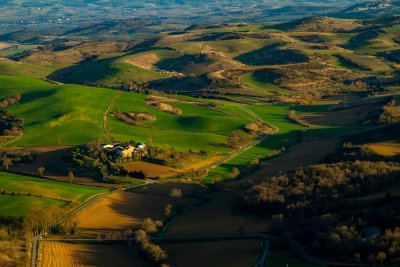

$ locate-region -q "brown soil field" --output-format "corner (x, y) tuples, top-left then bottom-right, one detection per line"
(6, 146), (73, 177)
(40, 241), (148, 267)
(122, 161), (179, 178)
(362, 141), (400, 157)
(301, 104), (380, 126)
(75, 191), (170, 230)
(166, 190), (271, 236)
(130, 182), (207, 196)
(124, 53), (159, 70)
(162, 240), (261, 267)
(247, 138), (342, 184)
(122, 156), (224, 178)
(4, 146), (121, 188)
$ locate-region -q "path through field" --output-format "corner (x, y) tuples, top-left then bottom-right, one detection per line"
(103, 90), (121, 143)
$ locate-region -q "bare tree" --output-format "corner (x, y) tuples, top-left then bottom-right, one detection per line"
(68, 171), (74, 183)
(1, 156), (12, 170)
(169, 188), (182, 199)
(37, 167), (45, 177)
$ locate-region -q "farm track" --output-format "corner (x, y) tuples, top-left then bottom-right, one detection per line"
(103, 90), (121, 143)
(199, 106), (279, 171)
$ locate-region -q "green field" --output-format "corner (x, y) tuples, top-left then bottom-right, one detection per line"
(0, 76), (253, 155)
(206, 104), (303, 181)
(49, 56), (167, 87)
(0, 76), (113, 146)
(110, 93), (252, 153)
(0, 172), (107, 217)
(241, 72), (293, 96)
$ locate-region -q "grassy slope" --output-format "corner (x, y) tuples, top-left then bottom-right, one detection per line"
(0, 172), (107, 217)
(206, 104), (303, 181)
(54, 58), (167, 86)
(109, 93), (251, 153)
(0, 76), (250, 154)
(0, 76), (113, 146)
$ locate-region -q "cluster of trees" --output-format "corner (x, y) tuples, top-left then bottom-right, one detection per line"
(242, 161), (400, 216)
(145, 146), (207, 168)
(287, 110), (310, 127)
(226, 131), (249, 149)
(241, 161), (400, 264)
(24, 206), (66, 237)
(0, 95), (21, 109)
(135, 218), (167, 266)
(0, 94), (24, 136)
(176, 168), (208, 181)
(0, 150), (35, 170)
(0, 227), (24, 267)
(112, 110), (156, 128)
(378, 99), (400, 124)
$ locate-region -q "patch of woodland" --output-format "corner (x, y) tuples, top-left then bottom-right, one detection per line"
(0, 95), (24, 136)
(226, 131), (250, 149)
(0, 150), (35, 170)
(113, 110), (156, 127)
(240, 160), (400, 265)
(146, 99), (182, 116)
(243, 121), (275, 136)
(377, 99), (400, 124)
(144, 147), (208, 168)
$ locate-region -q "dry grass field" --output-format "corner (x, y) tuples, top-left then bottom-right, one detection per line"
(75, 191), (170, 231)
(246, 138), (342, 183)
(162, 240), (261, 267)
(40, 241), (148, 267)
(122, 161), (179, 178)
(363, 141), (400, 157)
(122, 156), (224, 178)
(124, 53), (160, 70)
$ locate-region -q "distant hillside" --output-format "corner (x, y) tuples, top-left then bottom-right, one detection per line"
(332, 0), (400, 19)
(273, 16), (363, 32)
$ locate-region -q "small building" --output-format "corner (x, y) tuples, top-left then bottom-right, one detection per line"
(136, 143), (146, 150)
(102, 144), (114, 149)
(112, 146), (135, 158)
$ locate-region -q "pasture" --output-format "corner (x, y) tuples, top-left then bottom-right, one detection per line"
(0, 76), (251, 155)
(0, 171), (107, 217)
(109, 93), (251, 153)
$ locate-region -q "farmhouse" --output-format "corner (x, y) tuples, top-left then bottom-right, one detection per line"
(102, 143), (147, 158)
(112, 146), (135, 158)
